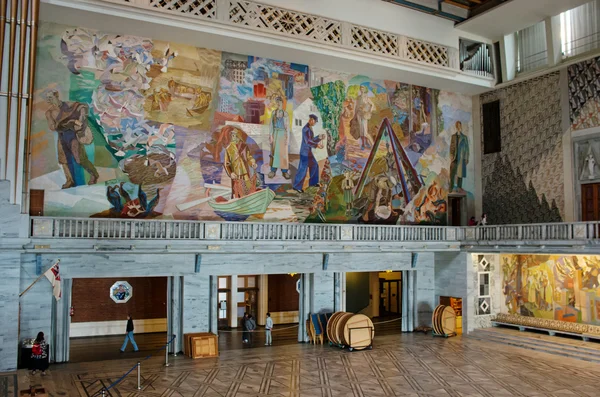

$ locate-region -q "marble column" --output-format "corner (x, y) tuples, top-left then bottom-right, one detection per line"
(229, 275), (238, 328)
(168, 276), (183, 353)
(209, 276), (218, 334)
(183, 274), (211, 333)
(51, 279), (71, 363)
(310, 272), (335, 314)
(0, 252), (20, 371)
(298, 274), (311, 342)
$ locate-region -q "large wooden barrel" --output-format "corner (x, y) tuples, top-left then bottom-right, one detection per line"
(342, 314), (374, 351)
(326, 312), (343, 343)
(334, 313), (354, 345)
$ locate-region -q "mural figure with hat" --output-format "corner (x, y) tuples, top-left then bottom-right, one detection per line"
(450, 120), (469, 193)
(293, 114), (326, 193)
(268, 96), (291, 179)
(224, 127), (258, 199)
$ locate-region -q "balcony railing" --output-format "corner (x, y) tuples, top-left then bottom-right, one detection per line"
(30, 217), (454, 242)
(96, 0), (460, 70)
(29, 217), (600, 245)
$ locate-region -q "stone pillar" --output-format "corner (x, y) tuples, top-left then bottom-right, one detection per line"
(229, 275), (238, 328)
(183, 274), (211, 333)
(209, 276), (218, 334)
(297, 273), (311, 342)
(334, 272), (345, 312)
(257, 275), (268, 326)
(168, 276), (183, 353)
(415, 252), (435, 327)
(1, 252), (22, 371)
(51, 278), (71, 363)
(310, 272), (335, 314)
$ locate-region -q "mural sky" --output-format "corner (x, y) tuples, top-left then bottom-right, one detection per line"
(30, 22), (474, 224)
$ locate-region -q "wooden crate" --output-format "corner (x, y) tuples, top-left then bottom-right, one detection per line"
(190, 334), (218, 359)
(183, 333), (212, 357)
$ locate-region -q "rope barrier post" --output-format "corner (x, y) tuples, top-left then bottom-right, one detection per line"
(165, 342), (170, 367)
(172, 335), (177, 357)
(101, 389), (107, 397)
(137, 362), (142, 390)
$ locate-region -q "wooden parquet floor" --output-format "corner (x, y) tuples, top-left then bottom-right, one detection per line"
(14, 332), (600, 397)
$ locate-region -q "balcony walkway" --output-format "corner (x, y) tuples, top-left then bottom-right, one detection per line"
(29, 217), (600, 253)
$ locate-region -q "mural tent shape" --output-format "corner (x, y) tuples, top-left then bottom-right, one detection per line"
(354, 118), (423, 214)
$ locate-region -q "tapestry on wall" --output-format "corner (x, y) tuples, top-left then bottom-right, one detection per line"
(568, 55), (600, 131)
(502, 254), (600, 326)
(480, 73), (563, 224)
(29, 22), (474, 224)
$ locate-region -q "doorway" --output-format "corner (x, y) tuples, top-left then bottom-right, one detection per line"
(380, 279), (401, 315)
(448, 195), (463, 226)
(68, 277), (168, 363)
(581, 183), (600, 221)
(218, 276), (230, 329)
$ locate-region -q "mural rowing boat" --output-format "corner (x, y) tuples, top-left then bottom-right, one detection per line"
(209, 188), (275, 215)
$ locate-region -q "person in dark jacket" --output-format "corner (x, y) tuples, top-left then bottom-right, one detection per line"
(120, 315), (139, 352)
(241, 312), (250, 344)
(31, 331), (49, 375)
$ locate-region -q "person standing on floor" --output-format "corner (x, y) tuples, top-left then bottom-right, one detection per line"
(120, 315), (139, 353)
(241, 312), (250, 344)
(265, 312), (273, 346)
(246, 314), (257, 345)
(31, 331), (49, 376)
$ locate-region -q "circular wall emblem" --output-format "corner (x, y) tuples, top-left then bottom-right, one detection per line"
(110, 281), (132, 303)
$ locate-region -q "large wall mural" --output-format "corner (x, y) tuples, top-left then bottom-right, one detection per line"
(480, 73), (563, 224)
(569, 55), (600, 131)
(30, 22), (473, 224)
(501, 254), (600, 326)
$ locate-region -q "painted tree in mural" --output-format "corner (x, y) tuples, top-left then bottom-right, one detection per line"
(483, 156), (562, 224)
(311, 81), (346, 156)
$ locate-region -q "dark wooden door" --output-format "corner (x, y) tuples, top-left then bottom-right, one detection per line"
(29, 189), (44, 216)
(582, 183), (600, 221)
(449, 196), (462, 226)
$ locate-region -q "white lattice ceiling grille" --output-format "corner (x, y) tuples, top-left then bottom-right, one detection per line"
(405, 38), (449, 67)
(150, 0), (217, 18)
(350, 26), (399, 57)
(229, 1), (342, 44)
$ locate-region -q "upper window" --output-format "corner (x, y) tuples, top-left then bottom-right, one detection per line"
(560, 0), (600, 59)
(516, 21), (548, 74)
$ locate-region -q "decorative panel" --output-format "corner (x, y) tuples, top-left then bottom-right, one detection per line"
(149, 0), (217, 18)
(405, 38), (449, 67)
(228, 1), (342, 44)
(568, 55), (600, 131)
(350, 26), (399, 56)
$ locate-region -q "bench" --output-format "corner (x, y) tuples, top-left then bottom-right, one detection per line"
(492, 313), (600, 342)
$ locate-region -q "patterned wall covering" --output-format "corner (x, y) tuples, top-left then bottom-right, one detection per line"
(29, 22), (474, 224)
(569, 55), (600, 131)
(480, 73), (563, 224)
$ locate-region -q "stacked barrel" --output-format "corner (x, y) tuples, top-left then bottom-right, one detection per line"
(326, 312), (374, 351)
(432, 304), (457, 337)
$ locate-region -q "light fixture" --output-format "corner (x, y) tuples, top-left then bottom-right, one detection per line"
(288, 273), (297, 277)
(385, 270), (393, 273)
